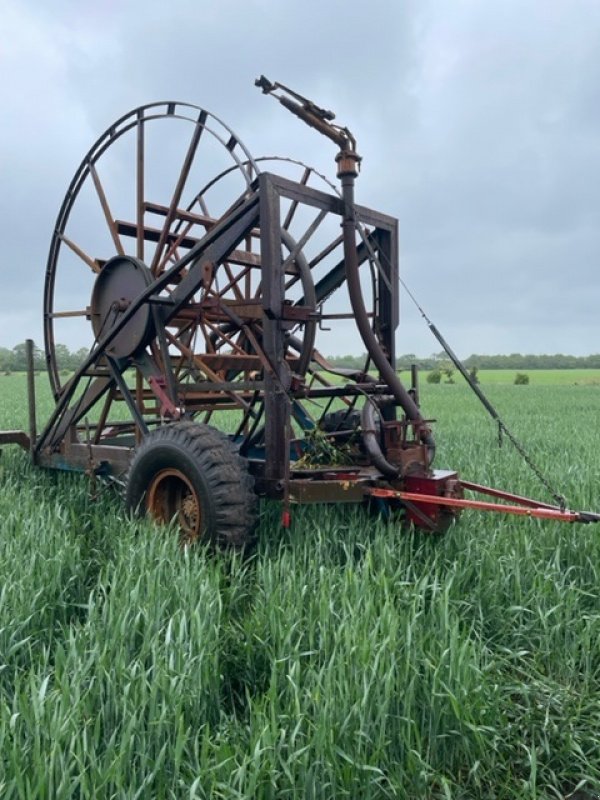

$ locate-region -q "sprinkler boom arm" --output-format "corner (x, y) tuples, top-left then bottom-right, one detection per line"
(255, 75), (356, 152)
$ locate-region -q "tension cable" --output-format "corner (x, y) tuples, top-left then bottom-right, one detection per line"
(398, 276), (567, 511)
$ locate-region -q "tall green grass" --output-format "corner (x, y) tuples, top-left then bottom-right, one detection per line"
(0, 375), (599, 798)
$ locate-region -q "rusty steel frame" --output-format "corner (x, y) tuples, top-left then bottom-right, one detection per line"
(35, 116), (411, 501)
(2, 86), (595, 534)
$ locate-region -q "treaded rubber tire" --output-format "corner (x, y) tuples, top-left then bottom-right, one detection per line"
(125, 421), (257, 548)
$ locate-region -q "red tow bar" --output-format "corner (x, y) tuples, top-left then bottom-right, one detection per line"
(368, 473), (600, 526)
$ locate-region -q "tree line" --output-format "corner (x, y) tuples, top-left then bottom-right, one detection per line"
(328, 352), (600, 370)
(3, 343), (600, 374)
(0, 343), (89, 373)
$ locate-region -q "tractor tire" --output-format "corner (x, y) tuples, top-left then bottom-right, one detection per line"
(125, 421), (257, 548)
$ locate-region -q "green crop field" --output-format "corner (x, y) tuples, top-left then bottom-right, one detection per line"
(1, 372), (600, 798)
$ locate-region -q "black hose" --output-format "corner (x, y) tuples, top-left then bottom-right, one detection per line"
(339, 173), (435, 465)
(360, 400), (400, 478)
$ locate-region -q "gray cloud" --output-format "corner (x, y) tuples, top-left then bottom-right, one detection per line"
(1, 0), (599, 358)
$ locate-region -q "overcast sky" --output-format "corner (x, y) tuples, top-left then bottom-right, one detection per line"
(1, 0), (599, 358)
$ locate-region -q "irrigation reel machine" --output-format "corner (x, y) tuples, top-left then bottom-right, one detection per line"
(2, 78), (598, 545)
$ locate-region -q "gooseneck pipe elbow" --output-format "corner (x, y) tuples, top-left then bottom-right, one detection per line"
(338, 171), (435, 463)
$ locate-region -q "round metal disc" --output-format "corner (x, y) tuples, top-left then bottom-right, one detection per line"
(90, 255), (154, 359)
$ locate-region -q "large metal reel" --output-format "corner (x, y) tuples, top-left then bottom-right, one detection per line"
(43, 104), (321, 438)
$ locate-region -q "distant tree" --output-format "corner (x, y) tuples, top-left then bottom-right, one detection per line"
(396, 353), (418, 370)
(11, 342), (44, 372)
(426, 369), (442, 384)
(0, 347), (13, 372)
(1, 342), (94, 372)
(326, 353), (367, 370)
(430, 351), (446, 363)
(514, 372), (530, 385)
(53, 343), (72, 371)
(65, 347), (89, 370)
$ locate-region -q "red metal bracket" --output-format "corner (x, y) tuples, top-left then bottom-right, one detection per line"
(148, 375), (181, 419)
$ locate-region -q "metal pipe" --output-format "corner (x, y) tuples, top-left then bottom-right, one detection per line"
(410, 364), (419, 407)
(338, 163), (435, 460)
(25, 339), (37, 456)
(256, 78), (435, 466)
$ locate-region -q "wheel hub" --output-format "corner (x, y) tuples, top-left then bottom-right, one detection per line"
(146, 467), (202, 542)
(90, 255), (154, 358)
